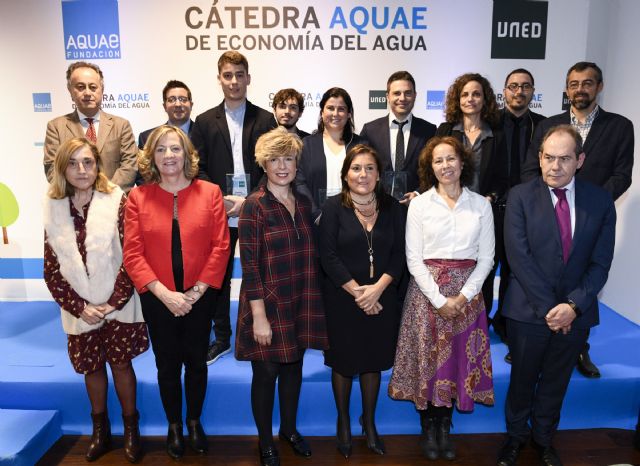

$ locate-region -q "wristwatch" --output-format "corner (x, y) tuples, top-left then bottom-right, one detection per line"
(192, 285), (201, 294)
(567, 300), (581, 316)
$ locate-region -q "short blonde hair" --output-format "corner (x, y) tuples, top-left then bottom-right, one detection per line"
(48, 138), (113, 199)
(138, 125), (199, 183)
(254, 127), (303, 169)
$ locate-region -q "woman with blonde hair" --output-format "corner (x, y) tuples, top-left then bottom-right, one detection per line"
(44, 137), (148, 463)
(124, 125), (230, 459)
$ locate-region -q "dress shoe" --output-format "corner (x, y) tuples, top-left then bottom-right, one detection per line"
(187, 419), (208, 454)
(359, 415), (385, 455)
(166, 422), (185, 459)
(122, 410), (142, 463)
(532, 440), (563, 466)
(259, 445), (280, 466)
(86, 411), (112, 462)
(437, 416), (456, 460)
(576, 349), (600, 378)
(418, 415), (439, 460)
(335, 418), (352, 458)
(496, 437), (523, 466)
(504, 352), (512, 364)
(278, 431), (311, 457)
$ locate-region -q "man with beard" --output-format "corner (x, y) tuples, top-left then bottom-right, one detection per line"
(492, 69), (546, 347)
(521, 61), (634, 378)
(272, 88), (309, 139)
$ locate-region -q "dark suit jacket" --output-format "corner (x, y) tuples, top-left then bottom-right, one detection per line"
(521, 108), (634, 201)
(295, 128), (310, 139)
(500, 108), (545, 187)
(436, 122), (508, 200)
(503, 177), (616, 329)
(191, 100), (276, 193)
(360, 114), (437, 193)
(295, 132), (367, 218)
(137, 120), (194, 150)
(44, 110), (138, 191)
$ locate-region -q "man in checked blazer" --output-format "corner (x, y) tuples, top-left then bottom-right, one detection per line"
(43, 61), (138, 192)
(190, 51), (276, 364)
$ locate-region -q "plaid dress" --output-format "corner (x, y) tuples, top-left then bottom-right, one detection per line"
(235, 186), (328, 362)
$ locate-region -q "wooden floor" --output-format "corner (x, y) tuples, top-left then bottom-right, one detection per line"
(37, 429), (640, 465)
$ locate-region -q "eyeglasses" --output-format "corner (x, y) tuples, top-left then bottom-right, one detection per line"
(567, 80), (596, 91)
(68, 159), (96, 170)
(506, 83), (533, 92)
(165, 96), (190, 104)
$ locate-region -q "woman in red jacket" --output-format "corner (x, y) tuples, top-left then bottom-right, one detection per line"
(123, 125), (230, 459)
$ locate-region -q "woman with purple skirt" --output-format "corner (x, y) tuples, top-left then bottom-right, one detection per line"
(389, 136), (495, 461)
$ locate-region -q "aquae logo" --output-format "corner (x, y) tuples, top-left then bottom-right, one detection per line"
(33, 93), (52, 112)
(62, 0), (121, 60)
(426, 90), (445, 110)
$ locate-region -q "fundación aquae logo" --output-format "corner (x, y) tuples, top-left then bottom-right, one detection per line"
(62, 0), (121, 60)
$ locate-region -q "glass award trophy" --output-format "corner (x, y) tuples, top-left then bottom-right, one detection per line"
(382, 171), (408, 200)
(226, 173), (250, 197)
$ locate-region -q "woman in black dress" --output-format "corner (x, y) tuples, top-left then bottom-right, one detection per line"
(319, 144), (405, 458)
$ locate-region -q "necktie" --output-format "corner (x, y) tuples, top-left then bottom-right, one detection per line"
(393, 119), (408, 172)
(509, 114), (522, 186)
(552, 188), (572, 263)
(85, 117), (97, 144)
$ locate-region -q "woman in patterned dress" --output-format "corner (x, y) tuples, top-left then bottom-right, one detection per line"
(388, 136), (495, 461)
(44, 138), (148, 463)
(235, 127), (328, 466)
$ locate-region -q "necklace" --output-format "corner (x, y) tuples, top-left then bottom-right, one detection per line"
(355, 206), (376, 218)
(352, 193), (375, 206)
(363, 227), (374, 278)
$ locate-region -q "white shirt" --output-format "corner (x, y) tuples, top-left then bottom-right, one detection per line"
(405, 186), (495, 308)
(225, 101), (247, 228)
(323, 139), (346, 196)
(548, 177), (576, 236)
(77, 109), (100, 137)
(388, 113), (412, 170)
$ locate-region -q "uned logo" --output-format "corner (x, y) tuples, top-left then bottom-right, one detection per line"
(561, 91), (571, 111)
(62, 0), (121, 60)
(33, 93), (52, 112)
(491, 1), (548, 59)
(426, 90), (445, 110)
(369, 90), (387, 110)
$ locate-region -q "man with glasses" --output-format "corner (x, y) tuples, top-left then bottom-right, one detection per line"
(521, 61), (634, 378)
(272, 88), (309, 139)
(138, 80), (195, 149)
(44, 61), (138, 192)
(492, 69), (546, 347)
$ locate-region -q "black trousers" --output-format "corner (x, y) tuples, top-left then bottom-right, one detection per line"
(141, 289), (214, 423)
(482, 204), (508, 320)
(505, 318), (588, 446)
(210, 226), (237, 345)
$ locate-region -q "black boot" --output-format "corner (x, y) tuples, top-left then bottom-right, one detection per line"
(187, 419), (208, 454)
(437, 415), (456, 460)
(122, 410), (142, 463)
(418, 410), (439, 460)
(86, 411), (112, 461)
(166, 422), (185, 459)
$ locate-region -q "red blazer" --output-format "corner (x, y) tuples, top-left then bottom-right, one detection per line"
(124, 179), (230, 293)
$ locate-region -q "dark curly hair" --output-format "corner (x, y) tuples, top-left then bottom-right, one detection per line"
(444, 73), (500, 128)
(418, 136), (475, 192)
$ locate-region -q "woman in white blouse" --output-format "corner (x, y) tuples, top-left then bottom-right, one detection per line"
(388, 136), (495, 461)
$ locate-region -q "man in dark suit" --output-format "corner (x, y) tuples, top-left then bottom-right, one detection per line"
(44, 61), (138, 192)
(498, 125), (616, 466)
(191, 51), (276, 364)
(492, 69), (546, 345)
(135, 80), (194, 185)
(521, 61), (634, 378)
(360, 71), (437, 204)
(272, 88), (309, 139)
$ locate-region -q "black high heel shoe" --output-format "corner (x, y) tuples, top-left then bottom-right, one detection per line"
(359, 415), (385, 455)
(336, 418), (352, 459)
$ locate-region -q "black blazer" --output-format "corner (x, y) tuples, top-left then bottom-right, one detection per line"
(503, 177), (616, 329)
(436, 122), (508, 200)
(499, 109), (545, 187)
(137, 120), (194, 150)
(296, 128), (310, 139)
(360, 114), (437, 193)
(191, 100), (277, 193)
(295, 132), (367, 218)
(521, 108), (634, 201)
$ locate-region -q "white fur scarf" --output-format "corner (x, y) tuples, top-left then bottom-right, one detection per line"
(43, 187), (143, 335)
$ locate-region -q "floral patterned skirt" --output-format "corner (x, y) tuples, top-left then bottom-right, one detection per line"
(388, 259), (494, 411)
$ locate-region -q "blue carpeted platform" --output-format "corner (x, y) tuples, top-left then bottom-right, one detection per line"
(0, 300), (639, 437)
(0, 409), (61, 466)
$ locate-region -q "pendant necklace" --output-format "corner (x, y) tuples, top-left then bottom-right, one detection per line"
(363, 227), (374, 278)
